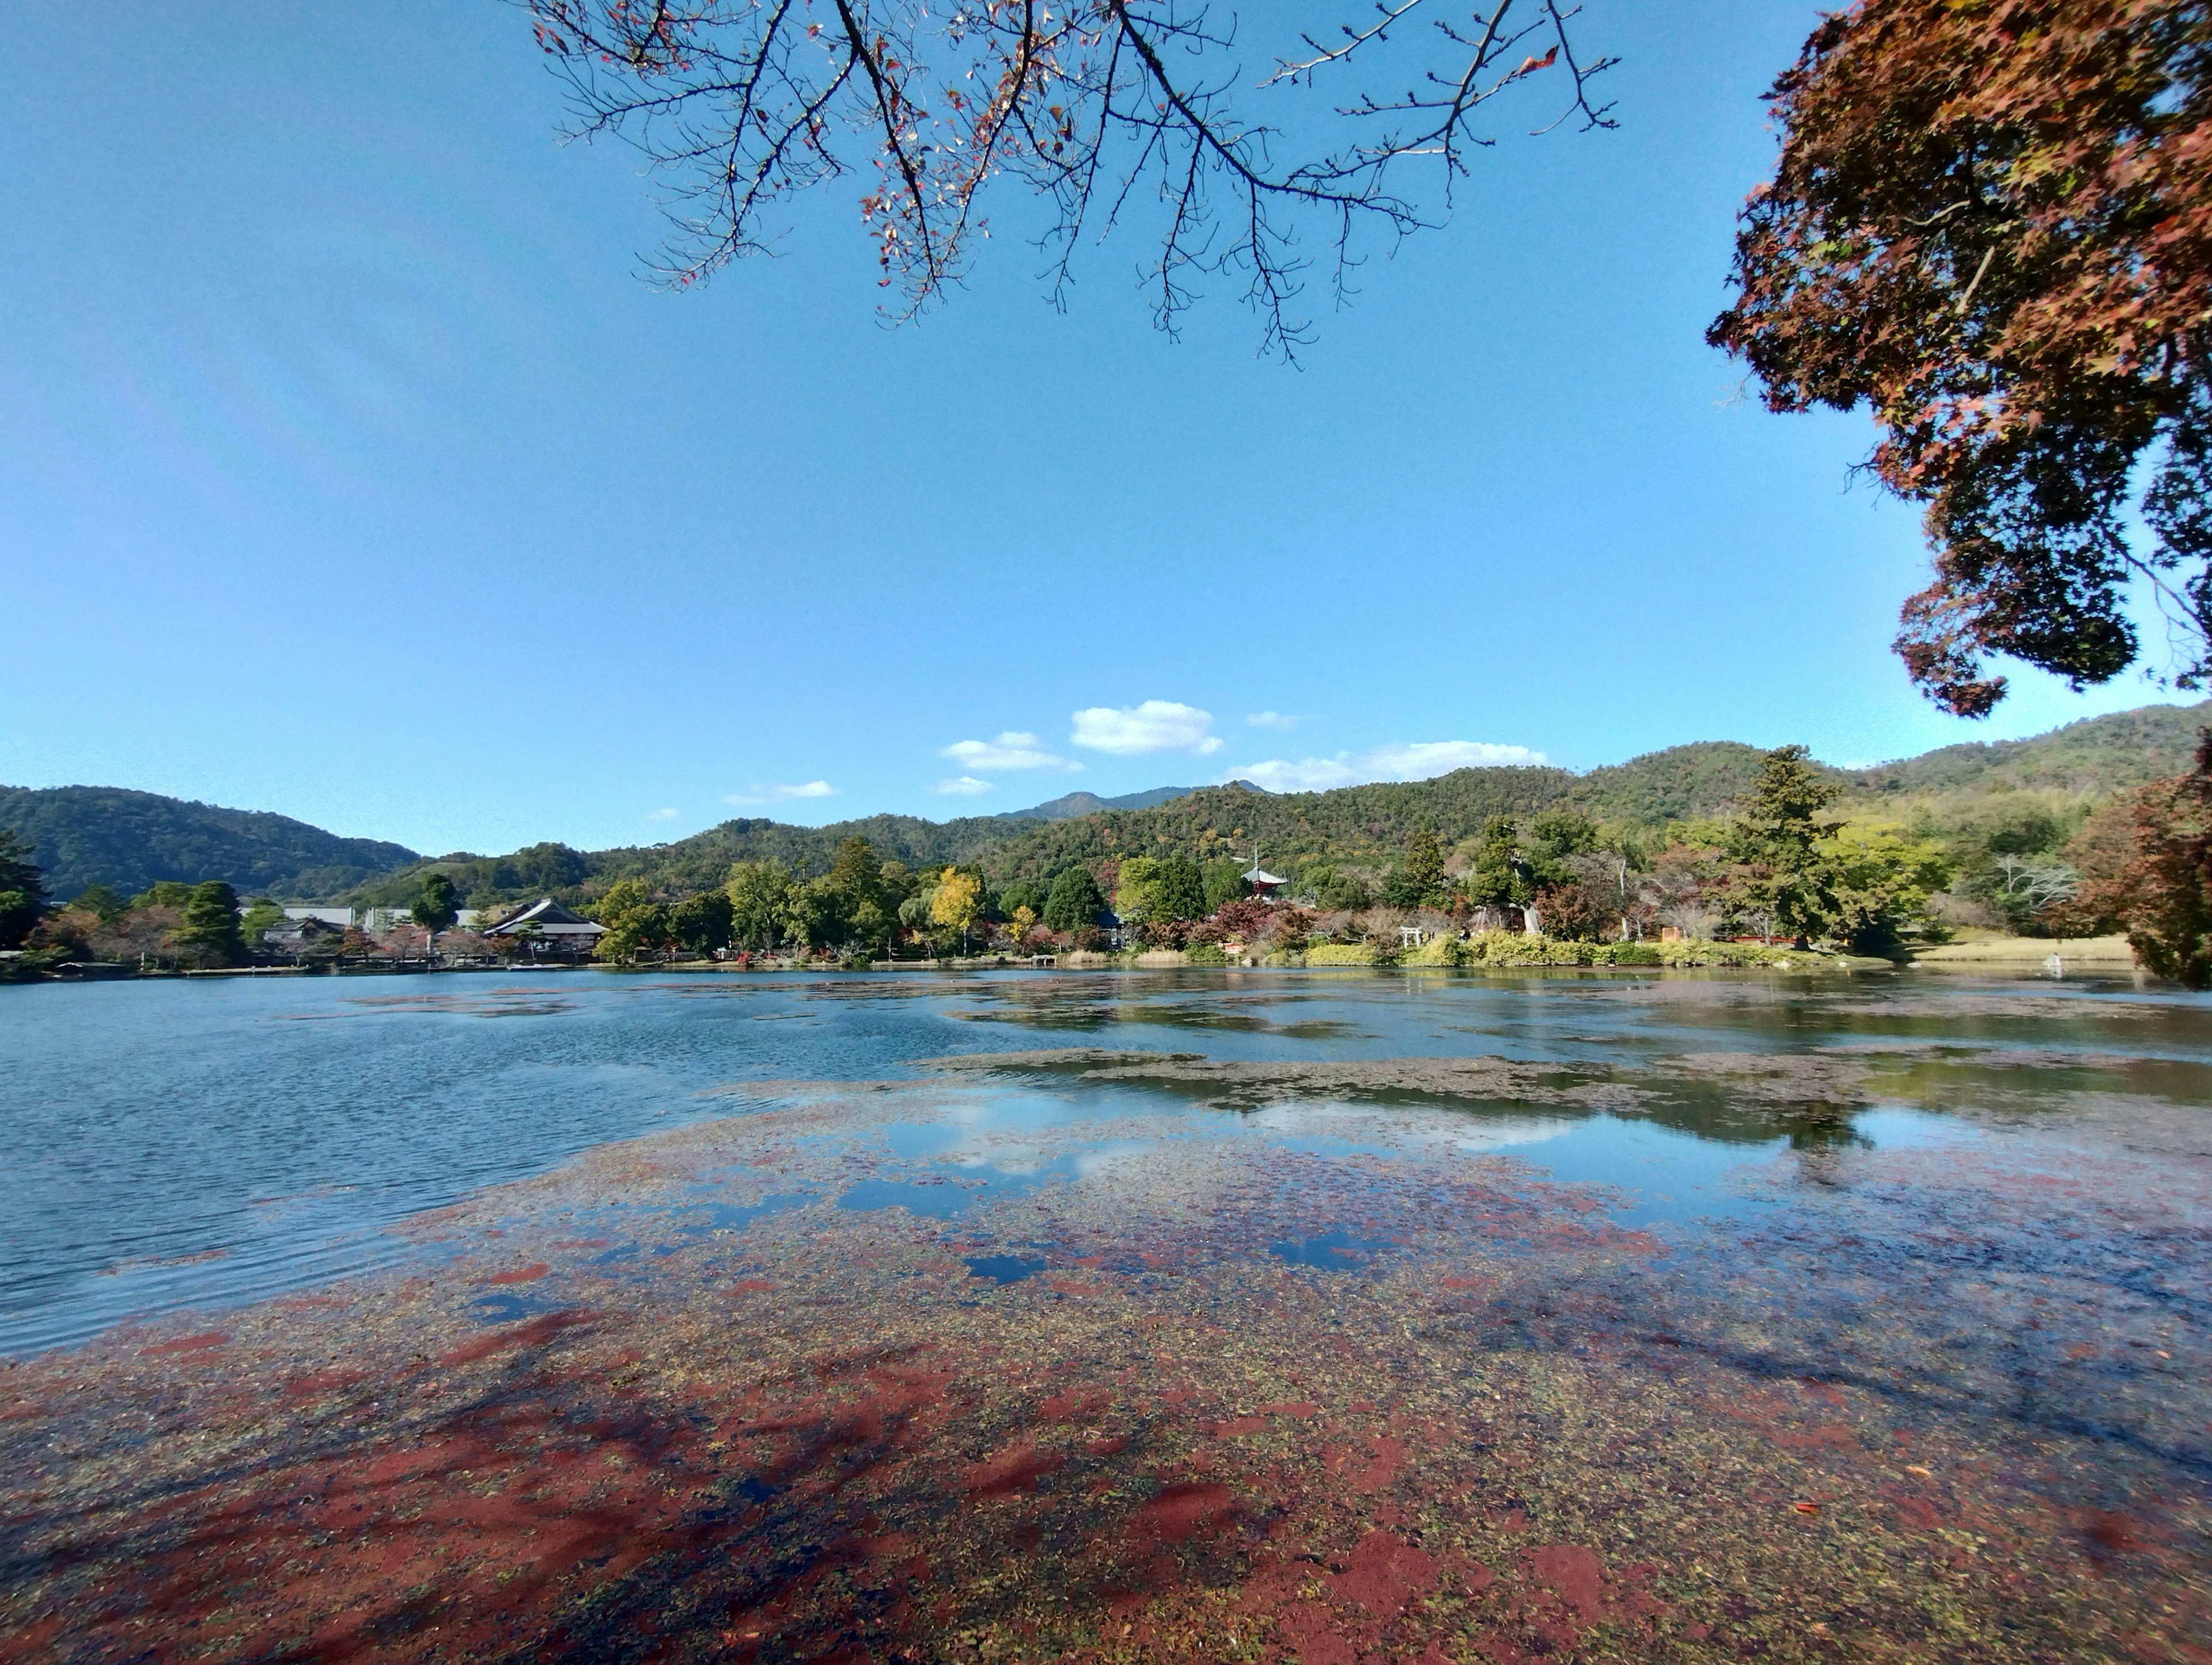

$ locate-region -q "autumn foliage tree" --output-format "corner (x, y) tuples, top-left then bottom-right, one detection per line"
(2068, 731), (2212, 983)
(1711, 0), (2212, 716)
(521, 0), (1612, 353)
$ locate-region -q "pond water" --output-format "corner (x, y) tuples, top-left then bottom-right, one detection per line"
(2, 966), (2209, 1663)
(4, 966), (2198, 1357)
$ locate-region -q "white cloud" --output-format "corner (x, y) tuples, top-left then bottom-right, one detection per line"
(1245, 711), (1302, 731)
(721, 780), (836, 806)
(939, 731), (1078, 772)
(935, 775), (995, 795)
(1070, 700), (1222, 756)
(647, 807), (680, 822)
(1234, 740), (1545, 794)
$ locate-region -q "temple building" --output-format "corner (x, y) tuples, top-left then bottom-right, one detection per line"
(482, 897), (608, 954)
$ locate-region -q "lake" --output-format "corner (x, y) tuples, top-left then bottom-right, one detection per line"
(2, 966), (2209, 1662)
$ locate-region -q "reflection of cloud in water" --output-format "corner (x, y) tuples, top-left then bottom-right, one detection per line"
(1246, 1101), (1576, 1156)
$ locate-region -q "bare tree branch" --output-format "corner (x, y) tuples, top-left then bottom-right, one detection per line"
(519, 0), (1615, 355)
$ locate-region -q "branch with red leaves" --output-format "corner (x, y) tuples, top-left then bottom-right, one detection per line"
(1710, 0), (2212, 716)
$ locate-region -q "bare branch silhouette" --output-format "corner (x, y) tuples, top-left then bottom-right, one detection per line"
(522, 0), (1614, 354)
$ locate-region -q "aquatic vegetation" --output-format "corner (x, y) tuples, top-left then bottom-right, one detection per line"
(3, 971), (2209, 1662)
(3, 1031), (2209, 1663)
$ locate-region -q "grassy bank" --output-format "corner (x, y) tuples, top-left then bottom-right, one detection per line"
(1908, 931), (2135, 966)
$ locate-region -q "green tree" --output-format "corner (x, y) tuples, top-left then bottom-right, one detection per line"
(671, 890), (734, 954)
(998, 877), (1050, 919)
(592, 877), (672, 962)
(1466, 817), (1530, 913)
(1815, 823), (1949, 955)
(239, 897), (286, 945)
(414, 872), (461, 954)
(1154, 855), (1207, 923)
(1043, 867), (1106, 934)
(71, 885), (125, 920)
(175, 881), (245, 966)
(1726, 745), (1844, 945)
(726, 859), (796, 951)
(1527, 810), (1597, 858)
(1113, 856), (1164, 927)
(1405, 828), (1448, 907)
(1200, 859), (1251, 915)
(797, 837), (910, 952)
(0, 828), (47, 949)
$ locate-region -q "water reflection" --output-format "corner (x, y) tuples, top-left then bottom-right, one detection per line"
(1, 966), (2207, 1356)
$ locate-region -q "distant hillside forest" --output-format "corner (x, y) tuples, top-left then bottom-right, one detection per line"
(328, 702), (2210, 931)
(6, 702), (2207, 925)
(0, 786), (419, 901)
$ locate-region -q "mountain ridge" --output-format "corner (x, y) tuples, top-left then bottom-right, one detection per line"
(994, 784), (1208, 821)
(6, 701), (2206, 904)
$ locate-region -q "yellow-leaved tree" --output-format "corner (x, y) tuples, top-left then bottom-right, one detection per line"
(929, 868), (983, 957)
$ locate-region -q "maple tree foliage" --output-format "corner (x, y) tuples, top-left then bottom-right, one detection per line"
(1709, 0), (2212, 716)
(521, 0), (1612, 354)
(2065, 730), (2212, 983)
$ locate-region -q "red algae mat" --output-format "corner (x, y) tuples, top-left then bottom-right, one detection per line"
(3, 1061), (2210, 1664)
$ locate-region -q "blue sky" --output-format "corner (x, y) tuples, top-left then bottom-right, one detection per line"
(0, 2), (2193, 858)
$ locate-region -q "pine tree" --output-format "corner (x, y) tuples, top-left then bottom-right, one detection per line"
(1726, 746), (1843, 945)
(1043, 868), (1106, 934)
(1406, 828), (1446, 906)
(175, 881), (245, 966)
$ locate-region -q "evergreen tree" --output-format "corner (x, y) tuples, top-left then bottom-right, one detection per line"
(413, 873), (461, 945)
(1200, 859), (1251, 915)
(175, 881), (245, 965)
(1155, 855), (1207, 923)
(1467, 817), (1528, 912)
(71, 885), (124, 920)
(825, 837), (904, 951)
(1405, 828), (1447, 906)
(1726, 745), (1844, 945)
(0, 828), (46, 949)
(1043, 867), (1106, 933)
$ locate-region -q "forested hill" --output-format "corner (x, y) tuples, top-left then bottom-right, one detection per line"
(13, 700), (2206, 906)
(0, 786), (419, 900)
(1839, 700), (2212, 797)
(972, 745), (1777, 882)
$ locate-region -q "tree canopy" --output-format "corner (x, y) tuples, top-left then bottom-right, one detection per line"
(174, 881), (245, 966)
(1043, 867), (1107, 934)
(414, 873), (461, 938)
(523, 0), (1613, 354)
(0, 828), (46, 950)
(1711, 0), (2212, 717)
(2073, 730), (2212, 983)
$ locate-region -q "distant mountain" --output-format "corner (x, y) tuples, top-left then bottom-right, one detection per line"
(19, 701), (2207, 907)
(0, 786), (419, 902)
(997, 784), (1210, 821)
